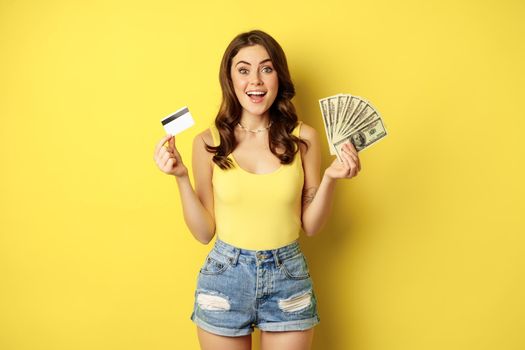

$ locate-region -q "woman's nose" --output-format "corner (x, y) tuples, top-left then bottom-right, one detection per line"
(249, 72), (263, 85)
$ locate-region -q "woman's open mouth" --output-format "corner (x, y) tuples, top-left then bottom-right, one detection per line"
(246, 91), (267, 103)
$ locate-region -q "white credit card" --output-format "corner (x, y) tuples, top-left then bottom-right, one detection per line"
(160, 106), (195, 136)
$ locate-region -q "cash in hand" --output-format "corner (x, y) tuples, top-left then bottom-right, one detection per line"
(318, 93), (387, 162)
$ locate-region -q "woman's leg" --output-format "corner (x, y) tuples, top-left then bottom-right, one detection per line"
(260, 328), (314, 350)
(197, 326), (252, 350)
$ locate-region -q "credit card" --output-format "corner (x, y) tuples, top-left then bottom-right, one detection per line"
(160, 106), (195, 136)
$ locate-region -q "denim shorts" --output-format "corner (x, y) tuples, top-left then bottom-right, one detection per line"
(190, 238), (320, 337)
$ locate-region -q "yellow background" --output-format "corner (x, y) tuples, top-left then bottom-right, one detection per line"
(1, 0), (524, 349)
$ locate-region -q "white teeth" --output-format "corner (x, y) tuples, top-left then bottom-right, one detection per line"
(246, 91), (266, 96)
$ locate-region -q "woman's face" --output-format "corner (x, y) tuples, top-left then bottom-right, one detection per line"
(230, 44), (279, 118)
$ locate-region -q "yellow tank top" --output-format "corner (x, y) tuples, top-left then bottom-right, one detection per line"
(210, 121), (304, 250)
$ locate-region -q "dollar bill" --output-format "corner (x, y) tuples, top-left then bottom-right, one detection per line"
(318, 98), (336, 154)
(335, 94), (349, 141)
(333, 118), (388, 162)
(318, 93), (387, 158)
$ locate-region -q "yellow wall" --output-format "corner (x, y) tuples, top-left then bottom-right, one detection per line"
(1, 0), (524, 349)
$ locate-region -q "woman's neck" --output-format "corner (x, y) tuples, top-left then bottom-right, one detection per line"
(239, 112), (271, 131)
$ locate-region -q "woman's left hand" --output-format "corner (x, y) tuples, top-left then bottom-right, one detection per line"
(324, 142), (361, 180)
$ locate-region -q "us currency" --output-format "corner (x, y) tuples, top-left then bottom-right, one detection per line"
(337, 95), (360, 141)
(338, 101), (376, 138)
(333, 118), (387, 162)
(318, 98), (336, 154)
(319, 93), (387, 158)
(335, 94), (349, 141)
(327, 95), (339, 142)
(319, 94), (343, 154)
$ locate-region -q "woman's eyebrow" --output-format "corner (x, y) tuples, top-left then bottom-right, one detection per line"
(235, 58), (272, 67)
(235, 60), (251, 67)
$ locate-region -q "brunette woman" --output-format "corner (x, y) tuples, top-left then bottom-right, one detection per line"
(153, 30), (360, 350)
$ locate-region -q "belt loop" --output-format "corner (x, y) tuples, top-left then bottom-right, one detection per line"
(272, 249), (281, 267)
(229, 247), (240, 266)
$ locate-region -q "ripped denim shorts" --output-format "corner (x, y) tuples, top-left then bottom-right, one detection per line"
(190, 238), (320, 337)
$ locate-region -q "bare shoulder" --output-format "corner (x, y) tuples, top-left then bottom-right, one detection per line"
(299, 122), (319, 142)
(192, 128), (214, 174)
(298, 122), (320, 155)
(297, 122), (321, 189)
(192, 128), (214, 163)
(194, 128), (214, 147)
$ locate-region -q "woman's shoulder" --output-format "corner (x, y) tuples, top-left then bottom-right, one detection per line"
(194, 127), (215, 148)
(295, 122), (319, 157)
(297, 122), (319, 142)
(192, 128), (215, 172)
(196, 127), (213, 141)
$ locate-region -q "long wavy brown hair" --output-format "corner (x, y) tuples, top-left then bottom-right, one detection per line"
(205, 29), (308, 170)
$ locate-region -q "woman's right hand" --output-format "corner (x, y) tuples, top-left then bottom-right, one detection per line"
(153, 134), (188, 177)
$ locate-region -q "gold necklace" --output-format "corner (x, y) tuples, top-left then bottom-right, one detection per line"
(237, 121), (272, 133)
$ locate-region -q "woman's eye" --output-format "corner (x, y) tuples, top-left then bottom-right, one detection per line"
(238, 68), (248, 74)
(262, 66), (273, 73)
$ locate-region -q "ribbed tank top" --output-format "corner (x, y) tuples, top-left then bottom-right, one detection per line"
(209, 121), (304, 250)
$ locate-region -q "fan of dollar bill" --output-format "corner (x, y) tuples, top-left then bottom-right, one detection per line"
(319, 94), (388, 162)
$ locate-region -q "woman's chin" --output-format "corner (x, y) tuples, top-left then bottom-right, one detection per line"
(241, 105), (271, 117)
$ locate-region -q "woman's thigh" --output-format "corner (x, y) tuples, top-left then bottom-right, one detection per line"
(197, 326), (252, 350)
(260, 328), (314, 350)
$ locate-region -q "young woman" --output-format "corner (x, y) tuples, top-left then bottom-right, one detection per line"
(153, 30), (361, 350)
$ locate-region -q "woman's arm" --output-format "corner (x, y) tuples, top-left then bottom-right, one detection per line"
(154, 131), (216, 244)
(299, 123), (361, 236)
(177, 130), (216, 243)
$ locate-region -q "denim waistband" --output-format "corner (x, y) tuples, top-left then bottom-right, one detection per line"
(212, 238), (302, 266)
